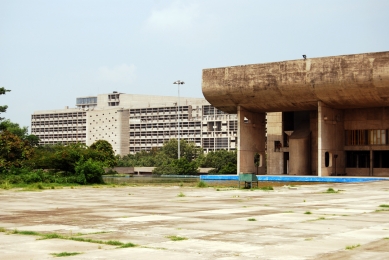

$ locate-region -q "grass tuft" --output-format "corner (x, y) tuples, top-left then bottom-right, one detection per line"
(105, 240), (123, 246)
(197, 181), (207, 188)
(379, 204), (389, 208)
(51, 252), (82, 257)
(247, 218), (256, 221)
(0, 181), (12, 190)
(120, 242), (137, 248)
(166, 235), (188, 241)
(177, 192), (185, 197)
(345, 244), (360, 250)
(324, 187), (338, 193)
(12, 230), (40, 236)
(259, 186), (274, 191)
(304, 211), (312, 215)
(40, 233), (64, 240)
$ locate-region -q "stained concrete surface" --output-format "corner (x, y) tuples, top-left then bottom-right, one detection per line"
(0, 182), (389, 259)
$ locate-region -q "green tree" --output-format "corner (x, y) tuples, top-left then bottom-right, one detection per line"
(0, 87), (11, 120)
(0, 130), (34, 169)
(153, 158), (198, 175)
(27, 143), (88, 173)
(75, 158), (105, 184)
(161, 139), (202, 161)
(198, 150), (237, 174)
(0, 119), (40, 146)
(172, 158), (199, 175)
(89, 140), (117, 167)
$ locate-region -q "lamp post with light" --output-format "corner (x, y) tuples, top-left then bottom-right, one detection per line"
(173, 80), (185, 159)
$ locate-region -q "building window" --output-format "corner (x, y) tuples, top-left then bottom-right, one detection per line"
(346, 151), (370, 168)
(325, 152), (330, 167)
(369, 130), (387, 145)
(274, 141), (282, 152)
(346, 130), (387, 145)
(345, 130), (368, 145)
(373, 151), (389, 168)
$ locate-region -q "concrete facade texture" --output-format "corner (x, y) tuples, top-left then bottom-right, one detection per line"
(31, 93), (238, 156)
(202, 51), (389, 176)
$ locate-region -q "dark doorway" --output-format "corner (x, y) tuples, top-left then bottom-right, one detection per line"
(283, 152), (289, 174)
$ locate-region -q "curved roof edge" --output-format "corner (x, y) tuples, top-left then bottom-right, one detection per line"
(202, 51), (389, 114)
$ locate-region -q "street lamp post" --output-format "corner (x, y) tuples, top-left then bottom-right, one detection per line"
(173, 80), (185, 159)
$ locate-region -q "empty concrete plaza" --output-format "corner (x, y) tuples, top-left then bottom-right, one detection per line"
(1, 181), (389, 259)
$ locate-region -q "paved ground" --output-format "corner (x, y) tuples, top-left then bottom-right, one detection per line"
(0, 181), (389, 259)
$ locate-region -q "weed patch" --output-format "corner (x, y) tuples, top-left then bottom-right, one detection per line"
(304, 211), (312, 215)
(379, 204), (389, 208)
(51, 252), (82, 257)
(120, 242), (136, 248)
(324, 188), (338, 193)
(247, 218), (256, 221)
(345, 244), (360, 250)
(12, 230), (40, 236)
(177, 192), (185, 197)
(40, 233), (63, 240)
(166, 235), (188, 241)
(4, 228), (137, 248)
(258, 186), (274, 191)
(375, 208), (389, 212)
(0, 181), (12, 190)
(197, 181), (207, 188)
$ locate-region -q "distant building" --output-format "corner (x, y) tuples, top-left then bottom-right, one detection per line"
(31, 93), (238, 155)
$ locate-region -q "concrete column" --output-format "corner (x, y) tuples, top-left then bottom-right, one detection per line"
(317, 101), (345, 176)
(117, 109), (130, 156)
(266, 112), (284, 175)
(237, 106), (266, 174)
(289, 135), (310, 175)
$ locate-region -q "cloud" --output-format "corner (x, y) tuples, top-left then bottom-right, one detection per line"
(98, 64), (136, 84)
(145, 1), (199, 32)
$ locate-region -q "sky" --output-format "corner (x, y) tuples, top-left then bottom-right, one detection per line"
(1, 0), (389, 129)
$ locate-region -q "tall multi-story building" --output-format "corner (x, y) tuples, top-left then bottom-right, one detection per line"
(31, 93), (238, 155)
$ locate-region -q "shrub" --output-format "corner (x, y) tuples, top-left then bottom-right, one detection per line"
(218, 162), (237, 174)
(75, 159), (104, 184)
(197, 181), (207, 188)
(152, 165), (176, 175)
(23, 172), (42, 184)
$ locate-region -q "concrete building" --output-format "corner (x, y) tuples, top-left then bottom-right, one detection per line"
(202, 51), (389, 177)
(31, 93), (238, 155)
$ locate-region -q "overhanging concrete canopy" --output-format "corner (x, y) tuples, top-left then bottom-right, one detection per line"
(202, 51), (389, 114)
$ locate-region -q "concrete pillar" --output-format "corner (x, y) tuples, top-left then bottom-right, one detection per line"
(317, 101), (345, 176)
(266, 112), (284, 175)
(289, 135), (310, 175)
(237, 106), (266, 174)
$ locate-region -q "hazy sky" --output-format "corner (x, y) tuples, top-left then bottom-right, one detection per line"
(1, 0), (388, 129)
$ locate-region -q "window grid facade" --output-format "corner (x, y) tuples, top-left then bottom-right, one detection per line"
(31, 94), (238, 155)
